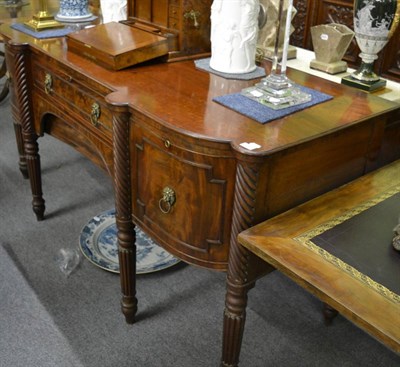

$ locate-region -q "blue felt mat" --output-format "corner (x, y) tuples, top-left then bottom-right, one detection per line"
(213, 86), (333, 124)
(11, 23), (75, 39)
(195, 58), (266, 80)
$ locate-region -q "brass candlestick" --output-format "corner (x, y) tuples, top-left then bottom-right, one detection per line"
(24, 0), (63, 31)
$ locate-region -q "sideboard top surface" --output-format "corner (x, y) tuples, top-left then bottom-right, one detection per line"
(1, 23), (399, 156)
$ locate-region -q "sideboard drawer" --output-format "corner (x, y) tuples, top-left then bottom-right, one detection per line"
(29, 54), (114, 173)
(131, 121), (236, 269)
(31, 57), (113, 138)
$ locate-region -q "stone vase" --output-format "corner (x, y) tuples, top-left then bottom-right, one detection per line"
(310, 23), (354, 74)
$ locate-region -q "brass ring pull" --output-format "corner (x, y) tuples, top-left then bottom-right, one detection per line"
(159, 186), (176, 214)
(90, 102), (101, 127)
(44, 73), (52, 94)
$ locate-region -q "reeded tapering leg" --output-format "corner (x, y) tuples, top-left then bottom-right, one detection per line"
(111, 100), (137, 323)
(221, 241), (255, 367)
(117, 214), (138, 324)
(23, 131), (45, 220)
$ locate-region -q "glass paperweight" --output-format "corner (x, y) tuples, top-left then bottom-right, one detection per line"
(242, 0), (311, 110)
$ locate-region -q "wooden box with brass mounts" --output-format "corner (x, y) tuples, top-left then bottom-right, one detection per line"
(123, 0), (213, 61)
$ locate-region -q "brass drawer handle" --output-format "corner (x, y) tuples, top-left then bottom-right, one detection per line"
(159, 186), (176, 214)
(44, 73), (52, 94)
(90, 102), (101, 127)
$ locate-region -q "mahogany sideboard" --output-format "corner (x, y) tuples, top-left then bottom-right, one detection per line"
(1, 22), (400, 366)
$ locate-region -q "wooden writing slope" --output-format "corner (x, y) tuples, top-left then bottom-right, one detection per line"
(67, 22), (170, 70)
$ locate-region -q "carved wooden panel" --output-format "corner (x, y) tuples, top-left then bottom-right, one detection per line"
(292, 0), (314, 48)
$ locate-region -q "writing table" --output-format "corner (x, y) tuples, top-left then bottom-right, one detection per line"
(1, 22), (399, 366)
(236, 160), (400, 365)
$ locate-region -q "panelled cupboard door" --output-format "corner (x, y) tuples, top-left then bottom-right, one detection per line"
(130, 117), (236, 270)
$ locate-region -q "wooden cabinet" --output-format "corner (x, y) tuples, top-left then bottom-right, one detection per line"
(292, 0), (400, 83)
(126, 0), (213, 60)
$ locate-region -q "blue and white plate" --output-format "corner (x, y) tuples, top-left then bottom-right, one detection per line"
(79, 209), (180, 274)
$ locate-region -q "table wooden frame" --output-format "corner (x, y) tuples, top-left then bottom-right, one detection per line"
(236, 160), (400, 364)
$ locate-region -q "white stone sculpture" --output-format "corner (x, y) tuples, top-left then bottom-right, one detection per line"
(210, 0), (260, 74)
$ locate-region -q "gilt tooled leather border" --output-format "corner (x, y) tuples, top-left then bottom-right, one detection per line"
(294, 185), (400, 305)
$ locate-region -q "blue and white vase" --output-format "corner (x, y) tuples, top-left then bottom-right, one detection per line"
(57, 0), (93, 21)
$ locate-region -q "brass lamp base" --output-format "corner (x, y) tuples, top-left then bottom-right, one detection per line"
(24, 11), (63, 31)
(341, 75), (386, 92)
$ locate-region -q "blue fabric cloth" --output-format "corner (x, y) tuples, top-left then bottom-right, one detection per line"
(213, 86), (333, 124)
(11, 23), (75, 39)
(194, 58), (266, 80)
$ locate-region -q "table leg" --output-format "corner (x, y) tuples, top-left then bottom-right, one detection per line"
(221, 241), (255, 367)
(221, 161), (262, 366)
(323, 303), (339, 325)
(6, 42), (45, 220)
(111, 103), (138, 324)
(23, 129), (45, 221)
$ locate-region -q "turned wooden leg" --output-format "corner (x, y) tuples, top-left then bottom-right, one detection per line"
(23, 131), (45, 221)
(111, 102), (137, 323)
(13, 122), (28, 179)
(221, 161), (263, 366)
(6, 42), (44, 219)
(323, 302), (338, 325)
(117, 215), (138, 324)
(221, 230), (257, 366)
(221, 272), (255, 367)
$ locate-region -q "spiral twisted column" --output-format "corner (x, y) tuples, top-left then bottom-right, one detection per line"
(6, 42), (45, 220)
(221, 161), (260, 367)
(111, 103), (137, 324)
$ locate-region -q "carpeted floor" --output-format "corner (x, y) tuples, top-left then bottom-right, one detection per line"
(0, 94), (399, 366)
